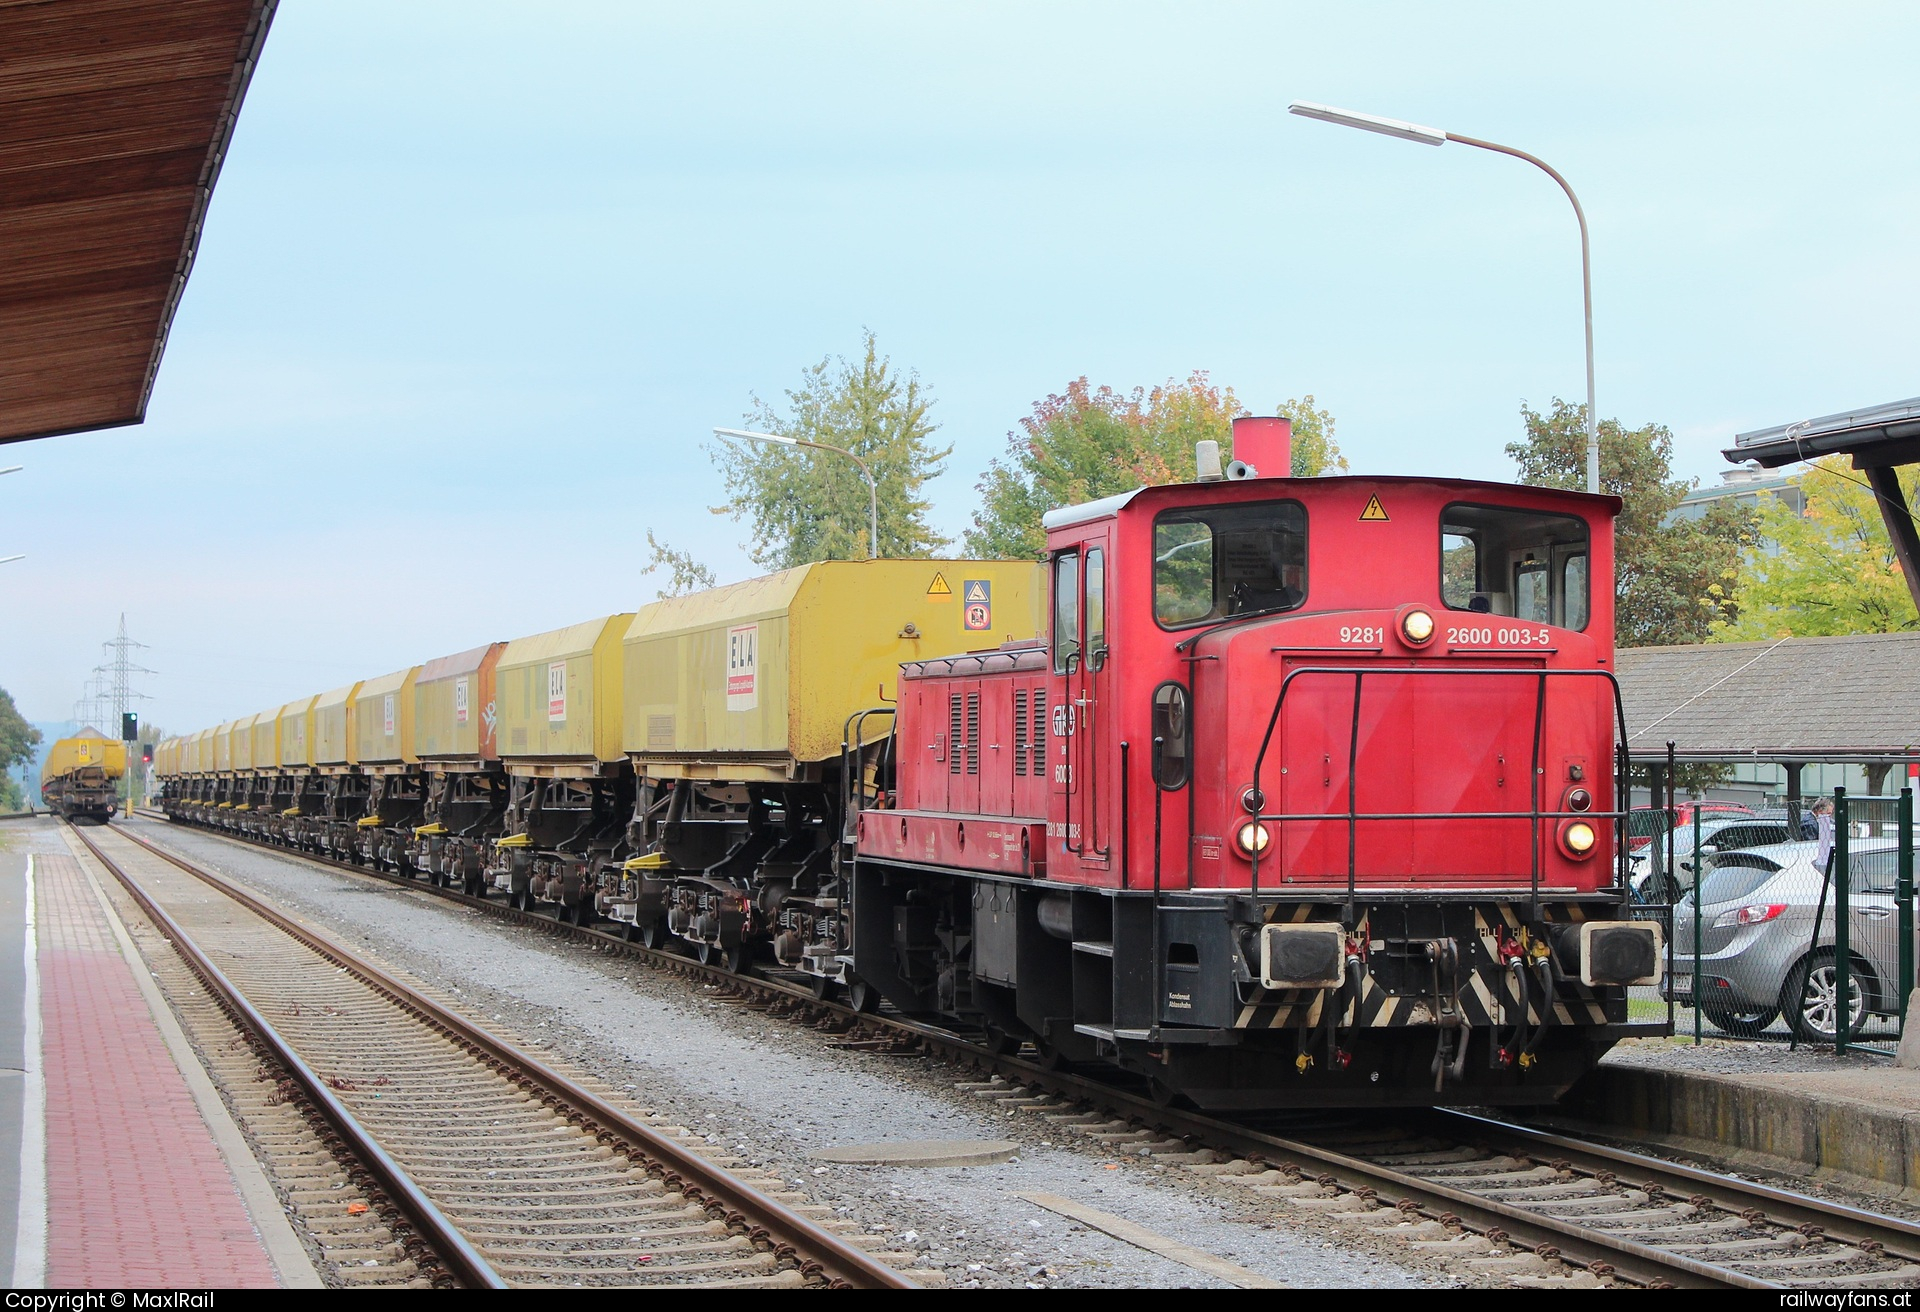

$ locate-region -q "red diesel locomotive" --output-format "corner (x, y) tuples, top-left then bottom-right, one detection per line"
(851, 417), (1664, 1108)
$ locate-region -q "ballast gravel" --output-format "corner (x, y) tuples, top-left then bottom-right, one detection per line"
(128, 818), (1441, 1289)
(1601, 1034), (1885, 1078)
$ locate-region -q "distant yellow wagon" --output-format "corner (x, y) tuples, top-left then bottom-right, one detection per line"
(41, 732), (126, 822)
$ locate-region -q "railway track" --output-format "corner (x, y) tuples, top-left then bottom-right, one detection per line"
(69, 821), (913, 1290)
(133, 812), (1920, 1290)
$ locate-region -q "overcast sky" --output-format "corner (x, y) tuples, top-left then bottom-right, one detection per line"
(6, 1), (1918, 733)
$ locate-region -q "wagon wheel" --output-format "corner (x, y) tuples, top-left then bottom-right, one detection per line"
(846, 975), (881, 1014)
(809, 973), (838, 1003)
(980, 1025), (1020, 1057)
(696, 940), (719, 967)
(722, 942), (752, 975)
(1033, 1038), (1075, 1072)
(1147, 1076), (1188, 1109)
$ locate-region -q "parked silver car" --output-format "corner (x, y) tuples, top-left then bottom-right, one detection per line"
(1667, 838), (1910, 1040)
(1629, 816), (1797, 902)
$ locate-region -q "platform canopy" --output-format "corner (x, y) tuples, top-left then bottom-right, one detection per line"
(0, 0), (276, 446)
(1725, 396), (1920, 615)
(1618, 633), (1920, 765)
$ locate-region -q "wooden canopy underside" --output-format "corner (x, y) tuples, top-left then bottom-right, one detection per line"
(0, 0), (274, 445)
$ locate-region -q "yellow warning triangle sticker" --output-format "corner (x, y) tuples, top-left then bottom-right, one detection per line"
(1359, 495), (1389, 522)
(926, 572), (952, 597)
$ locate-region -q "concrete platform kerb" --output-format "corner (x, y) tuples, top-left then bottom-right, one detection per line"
(1561, 1042), (1920, 1201)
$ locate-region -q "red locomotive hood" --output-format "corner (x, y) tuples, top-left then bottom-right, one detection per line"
(1184, 614), (1614, 893)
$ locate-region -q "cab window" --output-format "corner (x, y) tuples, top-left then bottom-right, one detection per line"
(1440, 503), (1590, 630)
(1153, 501), (1307, 629)
(1052, 551), (1081, 673)
(1085, 548), (1107, 658)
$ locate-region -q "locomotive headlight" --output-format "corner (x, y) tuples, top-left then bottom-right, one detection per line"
(1559, 820), (1598, 858)
(1235, 820), (1272, 857)
(1400, 608), (1435, 646)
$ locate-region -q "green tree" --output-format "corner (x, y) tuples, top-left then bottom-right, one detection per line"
(709, 332), (951, 570)
(0, 686), (38, 775)
(1714, 456), (1920, 639)
(641, 530), (717, 598)
(0, 686), (40, 812)
(1507, 399), (1754, 647)
(1282, 394), (1348, 480)
(965, 374), (1344, 560)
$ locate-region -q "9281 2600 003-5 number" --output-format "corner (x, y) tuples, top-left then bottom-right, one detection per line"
(1447, 625), (1552, 646)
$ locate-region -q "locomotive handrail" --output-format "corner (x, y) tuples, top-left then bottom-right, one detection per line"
(839, 706), (897, 832)
(1245, 664), (1632, 921)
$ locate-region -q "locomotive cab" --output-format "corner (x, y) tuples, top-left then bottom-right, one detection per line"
(854, 420), (1666, 1109)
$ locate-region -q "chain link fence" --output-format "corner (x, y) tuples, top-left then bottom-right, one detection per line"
(1654, 788), (1916, 1053)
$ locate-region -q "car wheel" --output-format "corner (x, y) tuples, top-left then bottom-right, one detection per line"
(1701, 1004), (1778, 1038)
(1783, 950), (1868, 1043)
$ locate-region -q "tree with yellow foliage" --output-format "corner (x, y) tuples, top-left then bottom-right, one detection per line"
(1714, 456), (1920, 638)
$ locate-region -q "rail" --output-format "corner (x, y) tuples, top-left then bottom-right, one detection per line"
(87, 821), (916, 1290)
(134, 812), (1920, 1289)
(70, 824), (506, 1288)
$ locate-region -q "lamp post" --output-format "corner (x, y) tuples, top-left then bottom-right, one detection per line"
(713, 427), (880, 560)
(1289, 101), (1600, 497)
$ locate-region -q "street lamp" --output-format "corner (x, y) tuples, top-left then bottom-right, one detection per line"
(712, 427), (880, 560)
(1290, 101), (1600, 497)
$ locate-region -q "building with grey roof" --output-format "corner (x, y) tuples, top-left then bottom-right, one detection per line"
(1617, 632), (1920, 807)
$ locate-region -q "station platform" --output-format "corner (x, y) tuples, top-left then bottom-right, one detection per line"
(2, 820), (318, 1288)
(1553, 1038), (1920, 1201)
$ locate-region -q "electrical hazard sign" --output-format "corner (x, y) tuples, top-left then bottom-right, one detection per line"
(926, 572), (952, 599)
(962, 579), (991, 630)
(1359, 494), (1389, 522)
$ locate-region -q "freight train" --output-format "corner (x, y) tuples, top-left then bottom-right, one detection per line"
(42, 732), (126, 822)
(156, 417), (1665, 1108)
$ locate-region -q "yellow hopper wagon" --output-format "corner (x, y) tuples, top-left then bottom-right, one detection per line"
(490, 614), (635, 916)
(41, 733), (127, 822)
(406, 642), (508, 896)
(611, 559), (1044, 977)
(152, 558), (1045, 999)
(349, 667), (424, 872)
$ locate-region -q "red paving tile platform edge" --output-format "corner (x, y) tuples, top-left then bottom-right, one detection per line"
(32, 840), (318, 1289)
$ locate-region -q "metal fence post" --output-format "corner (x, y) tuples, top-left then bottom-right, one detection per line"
(1692, 807), (1702, 1045)
(1900, 786), (1915, 1032)
(1666, 741), (1677, 1032)
(1835, 787), (1850, 1056)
